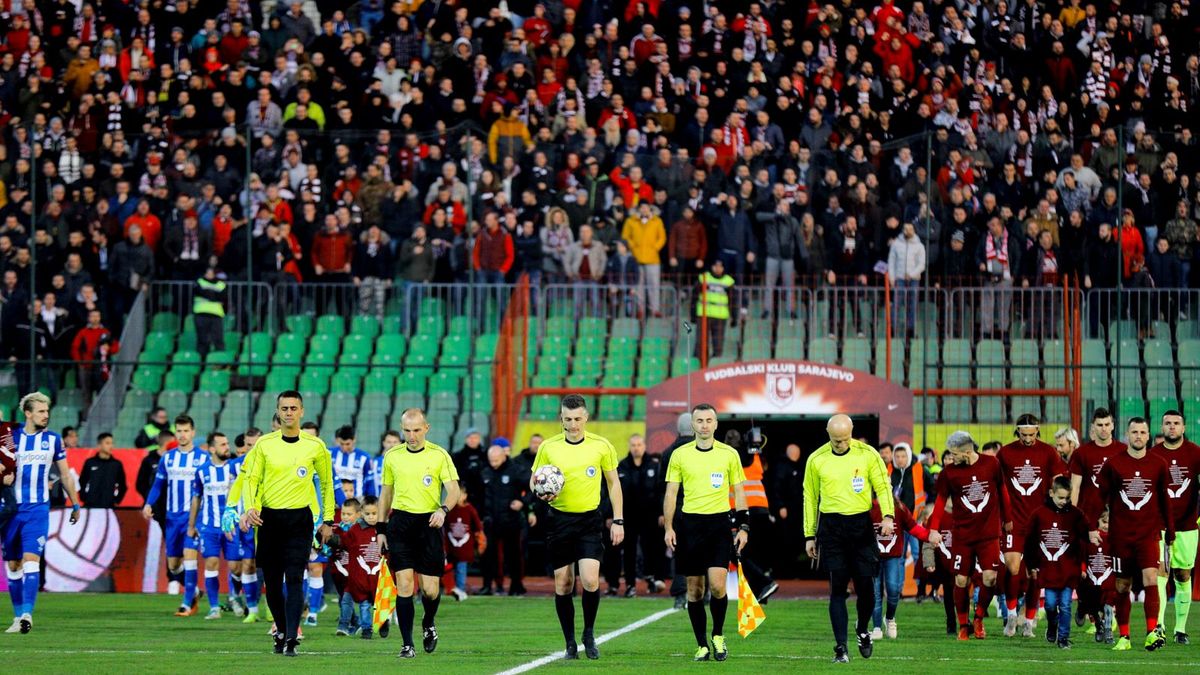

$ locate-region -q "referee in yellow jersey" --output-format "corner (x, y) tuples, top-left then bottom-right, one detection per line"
(803, 414), (894, 664)
(663, 404), (749, 662)
(531, 394), (624, 660)
(376, 409), (460, 659)
(240, 391), (335, 657)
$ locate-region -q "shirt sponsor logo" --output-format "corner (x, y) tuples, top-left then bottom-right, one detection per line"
(501, 475), (510, 485)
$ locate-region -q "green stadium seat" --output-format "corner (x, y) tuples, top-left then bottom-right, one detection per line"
(372, 334), (407, 367)
(546, 317), (575, 340)
(323, 392), (359, 429)
(532, 371), (562, 388)
(599, 395), (629, 418)
(299, 370), (331, 396)
(671, 357), (699, 377)
(644, 318), (672, 339)
(742, 338), (771, 361)
(1118, 398), (1146, 421)
(774, 337), (805, 360)
(331, 371), (363, 395)
(150, 312), (179, 335)
(285, 315), (313, 339)
(567, 370), (599, 388)
(942, 396), (971, 422)
(1144, 339), (1175, 368)
(173, 350), (202, 375)
(132, 366), (165, 392)
(339, 335), (373, 374)
(350, 315), (381, 339)
(1185, 399), (1200, 422)
(575, 337), (606, 360)
(572, 355), (604, 379)
(613, 318), (641, 338)
(608, 336), (637, 361)
(190, 391), (222, 429)
(157, 389), (189, 415)
(1043, 396), (1068, 424)
(363, 370), (396, 395)
(636, 367), (667, 388)
(1146, 369), (1176, 400)
(430, 371), (463, 394)
(976, 340), (1006, 389)
(873, 339), (903, 382)
(439, 335), (472, 368)
(1010, 340), (1039, 366)
(474, 334), (499, 359)
(1149, 398), (1179, 424)
(776, 318), (806, 341)
(807, 338), (837, 365)
(276, 333), (307, 359)
(265, 368), (298, 392)
(405, 334), (440, 368)
(397, 371), (429, 395)
(316, 314), (345, 337)
(204, 349), (235, 368)
(942, 339), (971, 366)
(528, 395), (558, 420)
(976, 397), (1006, 423)
(163, 368), (195, 392)
(579, 317), (606, 337)
(198, 369), (230, 395)
(392, 391), (426, 416)
(842, 338), (870, 371)
(306, 333), (341, 364)
(445, 315), (471, 337)
(359, 391), (392, 418)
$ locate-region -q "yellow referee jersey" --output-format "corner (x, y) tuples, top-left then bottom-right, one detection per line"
(665, 439), (746, 515)
(381, 441), (459, 513)
(241, 430), (335, 523)
(803, 439), (893, 538)
(533, 431), (617, 513)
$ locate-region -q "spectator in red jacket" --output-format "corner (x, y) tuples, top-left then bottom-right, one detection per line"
(597, 95), (639, 133)
(311, 214), (354, 286)
(473, 212), (514, 283)
(71, 309), (119, 400)
(610, 163), (655, 208)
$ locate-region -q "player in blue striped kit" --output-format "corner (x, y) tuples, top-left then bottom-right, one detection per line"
(142, 415), (207, 616)
(2, 393), (81, 634)
(224, 428), (263, 621)
(332, 425), (376, 500)
(187, 432), (244, 620)
(368, 430), (402, 496)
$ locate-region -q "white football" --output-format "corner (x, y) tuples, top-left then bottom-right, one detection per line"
(532, 465), (565, 499)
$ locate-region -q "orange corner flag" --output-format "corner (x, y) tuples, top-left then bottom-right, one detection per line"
(737, 561), (765, 637)
(373, 557), (397, 633)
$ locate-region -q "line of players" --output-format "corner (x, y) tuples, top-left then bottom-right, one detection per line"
(140, 415), (391, 627)
(913, 409), (1200, 652)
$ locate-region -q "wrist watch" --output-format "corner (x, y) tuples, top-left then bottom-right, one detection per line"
(322, 520), (334, 527)
(439, 505), (450, 514)
(612, 518), (624, 526)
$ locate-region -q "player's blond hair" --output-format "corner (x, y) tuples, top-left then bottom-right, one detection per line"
(20, 392), (51, 414)
(1053, 427), (1080, 450)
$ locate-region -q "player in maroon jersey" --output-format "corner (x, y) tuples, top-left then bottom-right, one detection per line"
(1079, 509), (1116, 643)
(1088, 418), (1174, 652)
(998, 414), (1068, 637)
(1023, 476), (1088, 649)
(1149, 410), (1200, 644)
(1070, 408), (1126, 512)
(870, 499), (940, 639)
(929, 431), (1011, 642)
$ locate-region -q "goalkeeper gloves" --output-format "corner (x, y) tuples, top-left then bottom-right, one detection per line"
(221, 506), (240, 537)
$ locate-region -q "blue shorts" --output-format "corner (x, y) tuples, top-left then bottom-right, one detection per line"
(309, 548), (328, 564)
(2, 505), (50, 561)
(165, 515), (200, 558)
(239, 529), (256, 560)
(199, 527), (242, 562)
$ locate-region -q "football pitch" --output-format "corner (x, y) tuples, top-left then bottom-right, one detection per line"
(3, 594), (1197, 673)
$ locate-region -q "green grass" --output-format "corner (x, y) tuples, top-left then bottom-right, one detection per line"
(1, 593), (1196, 673)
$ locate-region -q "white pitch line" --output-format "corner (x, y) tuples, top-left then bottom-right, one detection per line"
(495, 607), (676, 675)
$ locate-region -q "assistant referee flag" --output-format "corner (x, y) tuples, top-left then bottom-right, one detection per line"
(802, 439), (893, 538)
(737, 561), (765, 637)
(373, 557), (397, 632)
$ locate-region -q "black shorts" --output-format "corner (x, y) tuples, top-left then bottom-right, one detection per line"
(387, 511), (446, 576)
(257, 507), (314, 574)
(678, 512), (733, 577)
(815, 512), (879, 579)
(547, 508), (604, 570)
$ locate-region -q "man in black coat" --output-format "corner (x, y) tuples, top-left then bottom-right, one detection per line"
(479, 440), (532, 596)
(616, 434), (665, 597)
(453, 428), (488, 507)
(768, 443), (806, 577)
(80, 433), (127, 508)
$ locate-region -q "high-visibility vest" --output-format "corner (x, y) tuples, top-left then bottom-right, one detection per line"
(194, 277), (226, 317)
(730, 454), (769, 509)
(696, 272), (733, 320)
(887, 461), (926, 512)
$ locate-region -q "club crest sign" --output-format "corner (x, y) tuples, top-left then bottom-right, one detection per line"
(766, 372), (795, 408)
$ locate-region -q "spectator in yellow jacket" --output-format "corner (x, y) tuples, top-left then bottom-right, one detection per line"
(488, 104), (534, 164)
(621, 202), (666, 315)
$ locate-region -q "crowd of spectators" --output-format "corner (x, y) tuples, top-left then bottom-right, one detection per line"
(1, 0), (1200, 369)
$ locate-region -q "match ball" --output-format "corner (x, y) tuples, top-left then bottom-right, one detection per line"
(532, 465), (565, 500)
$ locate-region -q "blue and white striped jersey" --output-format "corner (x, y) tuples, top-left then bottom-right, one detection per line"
(12, 428), (65, 507)
(145, 447), (208, 516)
(331, 447), (375, 498)
(192, 460), (238, 530)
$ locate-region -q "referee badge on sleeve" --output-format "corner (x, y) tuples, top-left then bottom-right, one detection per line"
(711, 472), (724, 489)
